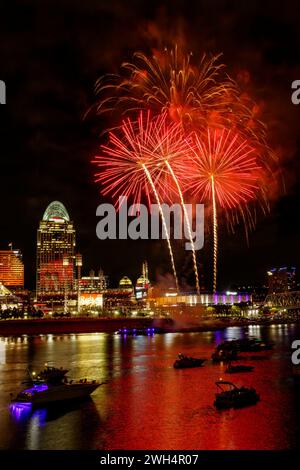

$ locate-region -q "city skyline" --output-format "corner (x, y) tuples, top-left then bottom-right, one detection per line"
(1, 198), (297, 292)
(1, 0), (300, 459)
(1, 1), (300, 290)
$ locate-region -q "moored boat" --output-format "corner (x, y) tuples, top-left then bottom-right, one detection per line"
(212, 348), (238, 363)
(116, 327), (163, 336)
(225, 362), (254, 374)
(35, 365), (69, 384)
(11, 379), (101, 406)
(173, 353), (205, 369)
(22, 365), (69, 386)
(216, 338), (273, 353)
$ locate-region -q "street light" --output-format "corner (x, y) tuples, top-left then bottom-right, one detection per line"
(63, 256), (69, 315)
(75, 254), (82, 315)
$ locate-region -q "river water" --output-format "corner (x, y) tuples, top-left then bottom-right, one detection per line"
(0, 324), (299, 450)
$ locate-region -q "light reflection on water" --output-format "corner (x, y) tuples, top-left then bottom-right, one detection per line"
(0, 325), (300, 450)
(9, 403), (32, 421)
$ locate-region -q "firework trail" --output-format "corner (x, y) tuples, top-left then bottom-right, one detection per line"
(211, 175), (218, 294)
(135, 111), (200, 293)
(164, 159), (200, 295)
(142, 163), (178, 291)
(180, 127), (263, 292)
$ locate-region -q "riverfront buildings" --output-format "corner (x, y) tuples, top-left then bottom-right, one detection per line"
(149, 291), (251, 308)
(0, 199), (281, 315)
(80, 269), (108, 293)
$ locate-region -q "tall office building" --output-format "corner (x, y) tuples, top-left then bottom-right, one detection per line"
(36, 201), (76, 299)
(80, 268), (108, 293)
(0, 247), (24, 288)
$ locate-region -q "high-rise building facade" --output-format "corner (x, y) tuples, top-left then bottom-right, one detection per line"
(80, 268), (108, 293)
(0, 248), (24, 288)
(36, 201), (76, 299)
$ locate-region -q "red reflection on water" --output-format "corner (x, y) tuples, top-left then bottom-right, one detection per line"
(101, 330), (296, 450)
(0, 326), (299, 450)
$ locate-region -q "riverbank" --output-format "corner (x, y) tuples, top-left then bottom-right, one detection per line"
(0, 317), (154, 336)
(0, 316), (298, 336)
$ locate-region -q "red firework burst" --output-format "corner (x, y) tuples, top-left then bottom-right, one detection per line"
(92, 110), (192, 291)
(92, 110), (187, 208)
(175, 126), (266, 292)
(94, 47), (240, 130)
(181, 127), (263, 209)
(93, 45), (269, 150)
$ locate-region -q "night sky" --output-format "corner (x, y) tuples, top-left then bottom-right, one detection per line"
(0, 0), (300, 290)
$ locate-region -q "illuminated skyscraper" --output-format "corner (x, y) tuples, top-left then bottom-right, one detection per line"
(0, 247), (24, 288)
(36, 201), (76, 300)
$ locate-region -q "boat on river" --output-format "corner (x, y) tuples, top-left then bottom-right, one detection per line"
(225, 362), (254, 374)
(212, 348), (238, 363)
(214, 381), (260, 409)
(11, 379), (101, 405)
(12, 365), (103, 406)
(216, 338), (273, 353)
(116, 327), (163, 336)
(173, 353), (205, 369)
(32, 364), (69, 384)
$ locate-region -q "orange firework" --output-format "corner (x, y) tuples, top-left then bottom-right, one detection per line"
(92, 111), (196, 292)
(94, 46), (247, 130)
(91, 45), (279, 293)
(177, 127), (267, 292)
(93, 45), (271, 153)
(92, 111), (187, 207)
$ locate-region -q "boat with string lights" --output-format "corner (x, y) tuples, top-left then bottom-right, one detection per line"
(11, 366), (103, 406)
(116, 327), (163, 336)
